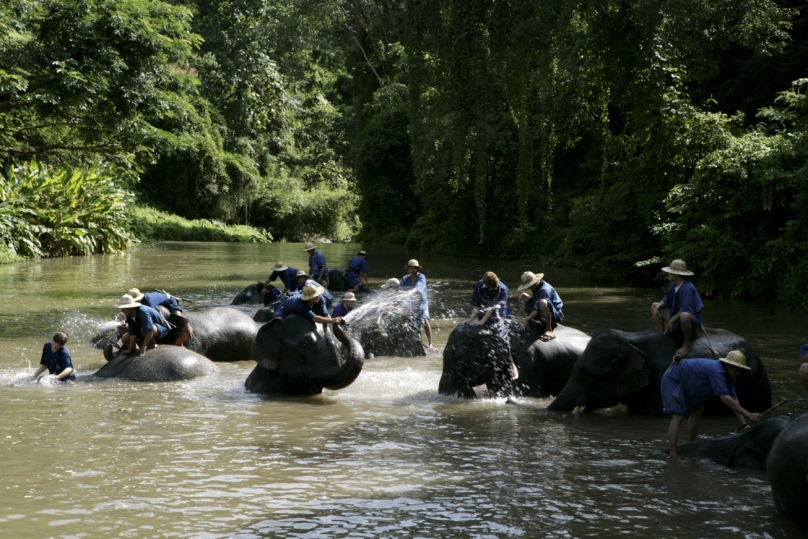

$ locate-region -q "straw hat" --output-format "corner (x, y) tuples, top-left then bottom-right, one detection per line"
(405, 259), (421, 269)
(358, 250), (367, 256)
(300, 283), (325, 301)
(294, 270), (309, 279)
(517, 271), (544, 291)
(343, 292), (357, 302)
(661, 259), (694, 276)
(272, 261), (288, 272)
(114, 294), (142, 309)
(381, 278), (400, 290)
(304, 242), (316, 252)
(719, 350), (751, 371)
(127, 288), (145, 301)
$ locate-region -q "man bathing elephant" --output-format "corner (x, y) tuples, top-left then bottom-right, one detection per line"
(274, 283), (344, 329)
(517, 271), (563, 342)
(332, 292), (357, 318)
(467, 271), (517, 381)
(114, 294), (169, 356)
(400, 259), (435, 352)
(266, 261), (300, 294)
(293, 270), (333, 309)
(345, 250), (369, 292)
(305, 242), (329, 289)
(650, 259), (704, 358)
(662, 351), (762, 459)
(128, 287), (183, 314)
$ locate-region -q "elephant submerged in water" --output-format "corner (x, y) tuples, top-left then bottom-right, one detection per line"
(343, 295), (426, 358)
(94, 346), (219, 381)
(245, 314), (364, 395)
(767, 412), (808, 522)
(547, 328), (772, 415)
(439, 322), (590, 398)
(231, 282), (271, 305)
(658, 415), (791, 469)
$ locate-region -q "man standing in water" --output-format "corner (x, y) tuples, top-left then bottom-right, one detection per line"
(651, 259), (704, 357)
(400, 259), (435, 352)
(305, 242), (329, 289)
(345, 250), (369, 292)
(517, 271), (563, 342)
(662, 351), (762, 458)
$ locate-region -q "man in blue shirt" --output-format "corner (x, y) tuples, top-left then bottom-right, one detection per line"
(114, 294), (170, 356)
(401, 259), (434, 351)
(651, 259), (704, 358)
(517, 271), (563, 342)
(261, 283), (282, 306)
(332, 292), (357, 318)
(292, 270), (334, 308)
(345, 250), (369, 292)
(274, 284), (344, 328)
(468, 271), (517, 380)
(32, 331), (75, 382)
(266, 262), (300, 294)
(662, 351), (762, 458)
(128, 288), (183, 314)
(305, 242), (329, 289)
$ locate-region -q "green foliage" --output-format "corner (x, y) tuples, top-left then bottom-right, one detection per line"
(127, 205), (271, 243)
(0, 162), (132, 257)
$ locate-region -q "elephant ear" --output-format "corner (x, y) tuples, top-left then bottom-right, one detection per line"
(614, 342), (650, 397)
(255, 318), (283, 371)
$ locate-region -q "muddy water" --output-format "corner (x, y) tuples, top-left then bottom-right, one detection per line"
(1, 242), (806, 538)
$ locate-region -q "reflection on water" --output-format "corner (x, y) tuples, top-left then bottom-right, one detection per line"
(1, 242), (807, 537)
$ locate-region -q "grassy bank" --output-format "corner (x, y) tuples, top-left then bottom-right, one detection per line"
(127, 206), (271, 243)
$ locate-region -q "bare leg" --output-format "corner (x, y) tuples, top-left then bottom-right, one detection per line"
(800, 362), (808, 393)
(676, 312), (693, 357)
(668, 414), (685, 458)
(539, 299), (555, 341)
(423, 319), (434, 349)
(687, 407), (703, 441)
(319, 279), (329, 289)
(509, 354), (519, 381)
(651, 303), (670, 331)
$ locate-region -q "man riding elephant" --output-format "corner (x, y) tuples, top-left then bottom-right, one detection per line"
(466, 271), (517, 381)
(274, 283), (344, 330)
(517, 271), (563, 342)
(128, 287), (183, 314)
(650, 259), (704, 358)
(113, 294), (169, 357)
(292, 270), (334, 309)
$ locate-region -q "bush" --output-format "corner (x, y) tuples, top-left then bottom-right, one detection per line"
(128, 205), (271, 243)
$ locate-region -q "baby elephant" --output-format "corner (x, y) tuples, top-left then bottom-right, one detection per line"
(659, 415), (791, 469)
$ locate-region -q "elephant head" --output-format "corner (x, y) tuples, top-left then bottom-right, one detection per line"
(439, 322), (511, 398)
(231, 282), (267, 305)
(246, 314), (364, 394)
(548, 329), (650, 412)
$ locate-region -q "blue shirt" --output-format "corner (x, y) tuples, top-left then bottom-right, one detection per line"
(525, 281), (564, 322)
(309, 252), (328, 277)
(661, 280), (704, 328)
(346, 256), (369, 275)
(268, 267), (300, 291)
(332, 302), (353, 318)
(263, 286), (282, 306)
(470, 280), (511, 320)
(126, 305), (167, 336)
(800, 344), (808, 360)
(662, 358), (737, 415)
(290, 280), (333, 302)
(140, 292), (183, 313)
(401, 272), (430, 320)
(39, 343), (75, 381)
(274, 295), (329, 320)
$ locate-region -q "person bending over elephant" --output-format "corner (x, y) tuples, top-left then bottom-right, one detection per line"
(650, 259), (704, 358)
(114, 294), (169, 356)
(517, 271), (563, 342)
(663, 351), (762, 459)
(266, 261), (300, 294)
(274, 284), (344, 330)
(345, 250), (369, 293)
(128, 287), (183, 314)
(466, 271), (517, 381)
(292, 270), (333, 309)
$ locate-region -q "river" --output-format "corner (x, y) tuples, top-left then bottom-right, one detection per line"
(0, 242), (806, 538)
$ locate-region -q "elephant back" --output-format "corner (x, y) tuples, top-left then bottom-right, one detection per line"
(94, 346), (219, 381)
(768, 412), (808, 520)
(184, 307), (258, 361)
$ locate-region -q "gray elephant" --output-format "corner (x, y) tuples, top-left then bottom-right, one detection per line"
(768, 412), (808, 522)
(253, 306), (276, 323)
(439, 322), (590, 398)
(94, 346), (219, 381)
(245, 314), (364, 395)
(231, 282), (270, 305)
(548, 328), (772, 415)
(329, 268), (347, 291)
(657, 415), (791, 469)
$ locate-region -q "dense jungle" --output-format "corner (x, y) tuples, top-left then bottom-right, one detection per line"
(2, 0), (808, 306)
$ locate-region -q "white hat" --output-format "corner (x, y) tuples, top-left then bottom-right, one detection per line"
(114, 294), (142, 309)
(662, 259), (694, 276)
(381, 278), (400, 290)
(300, 283), (325, 301)
(304, 242), (316, 251)
(719, 350), (751, 371)
(517, 271), (544, 291)
(294, 270), (309, 279)
(405, 259), (421, 269)
(127, 288), (145, 301)
(343, 292), (357, 302)
(272, 261), (288, 272)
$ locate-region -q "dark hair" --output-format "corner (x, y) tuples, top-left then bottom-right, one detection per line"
(52, 331), (70, 346)
(483, 271), (499, 288)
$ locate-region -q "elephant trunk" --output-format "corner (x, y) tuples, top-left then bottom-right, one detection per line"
(547, 381), (586, 412)
(314, 325), (365, 390)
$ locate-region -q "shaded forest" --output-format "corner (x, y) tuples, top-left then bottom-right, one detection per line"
(2, 0), (808, 305)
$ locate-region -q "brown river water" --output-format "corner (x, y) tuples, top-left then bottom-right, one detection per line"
(1, 242), (807, 538)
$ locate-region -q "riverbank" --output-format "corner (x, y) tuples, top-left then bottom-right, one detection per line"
(127, 206), (271, 244)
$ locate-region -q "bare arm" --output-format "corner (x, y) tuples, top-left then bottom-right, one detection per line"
(719, 395), (762, 424)
(52, 367), (73, 381)
(32, 365), (47, 379)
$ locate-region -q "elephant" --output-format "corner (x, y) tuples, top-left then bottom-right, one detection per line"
(94, 346), (219, 381)
(357, 310), (426, 358)
(329, 268), (347, 291)
(547, 328), (772, 415)
(245, 314), (364, 395)
(253, 306), (276, 323)
(767, 412), (808, 522)
(657, 415), (791, 469)
(439, 322), (590, 398)
(231, 282), (268, 305)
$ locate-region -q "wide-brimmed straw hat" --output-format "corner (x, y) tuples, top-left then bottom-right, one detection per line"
(114, 294), (142, 309)
(358, 250), (367, 256)
(304, 242), (316, 251)
(381, 278), (400, 290)
(719, 350), (751, 371)
(405, 259), (421, 269)
(272, 261), (288, 272)
(127, 288), (145, 301)
(294, 270), (309, 279)
(517, 271), (544, 291)
(662, 259), (694, 276)
(300, 283), (325, 301)
(343, 292), (357, 302)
